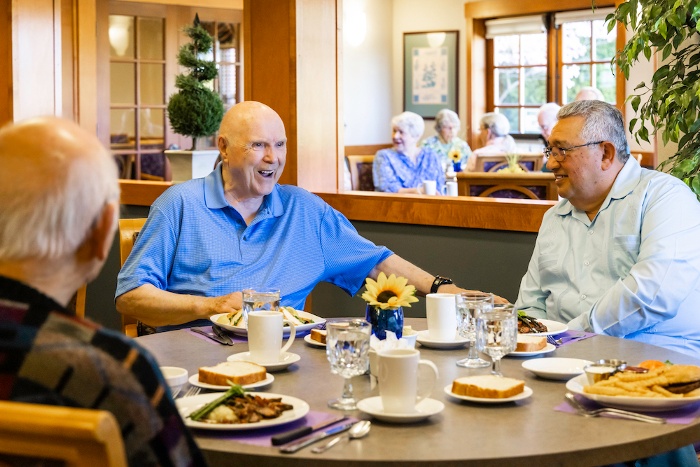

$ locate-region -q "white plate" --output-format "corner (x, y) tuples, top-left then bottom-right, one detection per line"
(226, 351), (301, 372)
(444, 384), (533, 404)
(356, 396), (444, 423)
(177, 392), (309, 430)
(566, 374), (700, 412)
(508, 343), (557, 357)
(415, 330), (468, 349)
(523, 319), (568, 336)
(187, 372), (274, 390)
(210, 311), (326, 337)
(303, 334), (326, 348)
(522, 358), (592, 380)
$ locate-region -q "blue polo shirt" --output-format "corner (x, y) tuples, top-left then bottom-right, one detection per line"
(116, 166), (392, 328)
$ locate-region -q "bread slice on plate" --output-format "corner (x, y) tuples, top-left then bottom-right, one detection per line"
(199, 361), (267, 386)
(516, 334), (547, 352)
(451, 375), (525, 399)
(310, 328), (327, 344)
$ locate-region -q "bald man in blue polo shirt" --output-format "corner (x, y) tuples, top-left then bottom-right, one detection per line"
(116, 101), (474, 331)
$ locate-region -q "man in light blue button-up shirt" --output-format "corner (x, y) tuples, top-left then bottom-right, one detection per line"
(515, 100), (700, 358)
(116, 102), (473, 331)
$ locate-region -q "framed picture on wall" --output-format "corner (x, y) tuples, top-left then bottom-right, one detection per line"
(403, 30), (458, 119)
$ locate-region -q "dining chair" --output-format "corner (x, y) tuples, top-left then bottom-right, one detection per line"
(118, 217), (148, 337)
(0, 400), (127, 467)
(346, 155), (375, 191)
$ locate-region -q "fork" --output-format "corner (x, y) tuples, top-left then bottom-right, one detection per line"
(182, 386), (202, 398)
(546, 335), (562, 347)
(564, 393), (665, 424)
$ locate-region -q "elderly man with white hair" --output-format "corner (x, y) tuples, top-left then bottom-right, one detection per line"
(0, 117), (204, 466)
(373, 111), (444, 193)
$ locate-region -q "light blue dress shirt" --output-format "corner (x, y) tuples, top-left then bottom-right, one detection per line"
(515, 158), (700, 357)
(116, 166), (392, 328)
(372, 147), (444, 193)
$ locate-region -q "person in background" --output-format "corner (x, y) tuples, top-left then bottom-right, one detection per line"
(575, 86), (605, 101)
(117, 102), (485, 331)
(515, 100), (700, 357)
(467, 112), (518, 171)
(421, 108), (472, 173)
(373, 111), (444, 193)
(537, 102), (561, 172)
(0, 117), (204, 466)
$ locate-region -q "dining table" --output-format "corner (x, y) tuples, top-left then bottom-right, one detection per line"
(136, 318), (700, 466)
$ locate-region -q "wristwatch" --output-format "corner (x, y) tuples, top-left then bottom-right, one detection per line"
(430, 275), (454, 293)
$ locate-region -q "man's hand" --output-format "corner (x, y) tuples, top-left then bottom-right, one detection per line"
(206, 291), (243, 316)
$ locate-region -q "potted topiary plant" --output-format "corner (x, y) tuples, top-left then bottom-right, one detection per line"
(166, 14), (224, 182)
(607, 1), (700, 200)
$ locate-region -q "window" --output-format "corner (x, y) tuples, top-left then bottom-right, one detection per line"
(201, 21), (241, 112)
(487, 9), (616, 135)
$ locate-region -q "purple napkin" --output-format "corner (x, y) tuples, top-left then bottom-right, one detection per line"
(554, 393), (700, 424)
(187, 326), (247, 344)
(196, 411), (356, 447)
(556, 330), (596, 347)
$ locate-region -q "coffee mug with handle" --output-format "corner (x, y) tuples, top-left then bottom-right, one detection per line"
(247, 310), (296, 363)
(377, 348), (439, 413)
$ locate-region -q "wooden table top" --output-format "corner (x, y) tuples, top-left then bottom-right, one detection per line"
(137, 318), (700, 466)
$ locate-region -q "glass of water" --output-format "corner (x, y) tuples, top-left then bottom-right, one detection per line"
(455, 292), (493, 368)
(476, 305), (517, 376)
(325, 319), (371, 410)
(242, 289), (280, 327)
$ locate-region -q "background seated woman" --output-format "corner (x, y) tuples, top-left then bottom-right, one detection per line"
(373, 111), (444, 194)
(467, 112), (517, 171)
(422, 108), (472, 173)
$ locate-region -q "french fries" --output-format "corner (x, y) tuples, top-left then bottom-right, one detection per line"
(584, 364), (700, 398)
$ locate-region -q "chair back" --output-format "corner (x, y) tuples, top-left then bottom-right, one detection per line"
(474, 153), (543, 172)
(346, 155), (375, 191)
(119, 218), (147, 337)
(0, 401), (127, 467)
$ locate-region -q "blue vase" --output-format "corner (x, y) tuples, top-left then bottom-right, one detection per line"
(453, 161), (462, 172)
(365, 305), (403, 339)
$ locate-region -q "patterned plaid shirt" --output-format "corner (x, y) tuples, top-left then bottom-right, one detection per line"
(0, 275), (206, 467)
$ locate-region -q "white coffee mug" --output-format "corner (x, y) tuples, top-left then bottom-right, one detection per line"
(422, 180), (437, 195)
(426, 293), (457, 341)
(377, 348), (439, 413)
(247, 311), (296, 363)
(446, 181), (458, 196)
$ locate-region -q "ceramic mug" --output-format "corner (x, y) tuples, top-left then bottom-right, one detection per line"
(446, 181), (458, 196)
(422, 180), (437, 195)
(426, 293), (458, 341)
(247, 311), (296, 363)
(377, 348), (439, 413)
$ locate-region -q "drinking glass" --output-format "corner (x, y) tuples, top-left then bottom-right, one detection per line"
(455, 292), (493, 368)
(325, 319), (371, 410)
(241, 289), (280, 327)
(476, 305), (517, 376)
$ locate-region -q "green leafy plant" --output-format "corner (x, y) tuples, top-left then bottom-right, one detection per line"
(606, 0), (700, 199)
(167, 14), (224, 150)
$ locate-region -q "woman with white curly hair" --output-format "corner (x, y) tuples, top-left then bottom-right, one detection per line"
(421, 108), (472, 173)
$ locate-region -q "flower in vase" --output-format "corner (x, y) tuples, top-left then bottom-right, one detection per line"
(448, 147), (461, 163)
(361, 272), (418, 310)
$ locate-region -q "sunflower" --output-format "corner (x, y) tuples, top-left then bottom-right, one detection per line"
(361, 272), (419, 310)
(448, 147), (461, 162)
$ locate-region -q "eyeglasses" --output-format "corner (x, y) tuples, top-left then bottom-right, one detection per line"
(543, 141), (603, 162)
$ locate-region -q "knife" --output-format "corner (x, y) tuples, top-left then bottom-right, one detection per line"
(212, 324), (234, 345)
(191, 327), (231, 345)
(279, 420), (355, 454)
(271, 415), (347, 446)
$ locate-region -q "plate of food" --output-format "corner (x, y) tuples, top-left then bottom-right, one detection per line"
(177, 389), (310, 431)
(304, 328), (326, 348)
(566, 364), (700, 412)
(444, 376), (532, 404)
(188, 372), (274, 390)
(211, 307), (325, 337)
(522, 358), (592, 380)
(517, 312), (568, 336)
(507, 334), (556, 357)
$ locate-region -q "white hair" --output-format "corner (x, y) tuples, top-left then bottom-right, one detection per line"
(391, 111), (425, 139)
(434, 109), (461, 132)
(575, 86), (605, 101)
(480, 112), (510, 137)
(0, 121), (119, 261)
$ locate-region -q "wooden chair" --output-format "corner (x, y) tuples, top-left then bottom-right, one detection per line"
(474, 153), (543, 172)
(457, 172), (558, 200)
(346, 155), (375, 191)
(119, 218), (148, 337)
(0, 401), (127, 467)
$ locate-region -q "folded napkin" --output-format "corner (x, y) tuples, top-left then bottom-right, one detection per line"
(556, 330), (597, 347)
(199, 411), (356, 447)
(554, 394), (700, 424)
(187, 326), (247, 344)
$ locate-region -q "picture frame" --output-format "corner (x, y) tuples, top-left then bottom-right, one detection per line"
(403, 30), (458, 119)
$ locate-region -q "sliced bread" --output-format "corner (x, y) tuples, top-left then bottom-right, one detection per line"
(310, 328), (327, 344)
(451, 375), (525, 399)
(199, 361), (267, 386)
(516, 334), (546, 352)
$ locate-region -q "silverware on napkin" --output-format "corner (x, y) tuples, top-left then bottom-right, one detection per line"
(565, 393), (665, 424)
(279, 421), (355, 454)
(191, 327), (233, 345)
(271, 415), (347, 446)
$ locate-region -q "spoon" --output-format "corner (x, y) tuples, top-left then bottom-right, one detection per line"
(311, 420), (371, 453)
